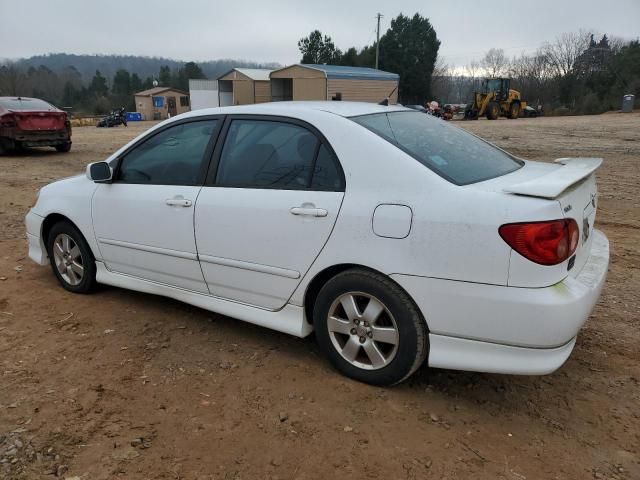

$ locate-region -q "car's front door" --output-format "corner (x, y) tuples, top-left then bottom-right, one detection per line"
(92, 118), (220, 293)
(194, 116), (345, 310)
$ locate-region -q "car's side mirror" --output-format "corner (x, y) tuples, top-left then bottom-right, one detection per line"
(86, 161), (113, 183)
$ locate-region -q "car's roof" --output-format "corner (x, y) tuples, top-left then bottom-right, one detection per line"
(184, 101), (409, 119)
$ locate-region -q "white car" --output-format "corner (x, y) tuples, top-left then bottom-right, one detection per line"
(25, 102), (609, 385)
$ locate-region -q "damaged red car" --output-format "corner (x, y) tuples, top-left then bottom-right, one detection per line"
(0, 97), (72, 154)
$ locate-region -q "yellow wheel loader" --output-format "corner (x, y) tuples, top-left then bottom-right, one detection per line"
(464, 78), (526, 120)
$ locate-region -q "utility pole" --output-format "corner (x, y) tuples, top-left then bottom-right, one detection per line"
(375, 13), (383, 70)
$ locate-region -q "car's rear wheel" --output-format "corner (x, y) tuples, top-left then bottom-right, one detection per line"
(314, 269), (428, 385)
(55, 142), (72, 153)
(46, 222), (96, 293)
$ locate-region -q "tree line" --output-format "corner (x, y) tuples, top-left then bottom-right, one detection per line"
(433, 31), (639, 114)
(299, 20), (638, 114)
(0, 56), (277, 115)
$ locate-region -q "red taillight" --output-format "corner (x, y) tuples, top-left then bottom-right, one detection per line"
(0, 114), (16, 127)
(499, 219), (579, 266)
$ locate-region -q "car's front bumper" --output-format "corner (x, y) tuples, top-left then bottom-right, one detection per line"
(25, 210), (48, 265)
(392, 228), (609, 375)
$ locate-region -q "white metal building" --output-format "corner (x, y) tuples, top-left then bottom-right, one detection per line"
(188, 79), (219, 110)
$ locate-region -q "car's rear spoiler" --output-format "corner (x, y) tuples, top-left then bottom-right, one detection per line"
(503, 158), (603, 199)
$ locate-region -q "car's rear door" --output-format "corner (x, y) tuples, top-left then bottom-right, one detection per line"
(194, 115), (345, 310)
(92, 117), (221, 293)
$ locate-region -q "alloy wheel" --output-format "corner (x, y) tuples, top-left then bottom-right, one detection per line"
(326, 292), (399, 370)
(52, 233), (84, 286)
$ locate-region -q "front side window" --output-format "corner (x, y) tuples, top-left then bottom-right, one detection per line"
(117, 120), (216, 185)
(352, 111), (522, 185)
(216, 119), (320, 189)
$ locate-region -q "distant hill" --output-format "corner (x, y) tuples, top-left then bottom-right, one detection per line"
(6, 53), (282, 83)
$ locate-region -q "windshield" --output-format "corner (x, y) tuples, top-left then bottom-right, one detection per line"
(0, 98), (57, 111)
(485, 79), (503, 92)
(351, 111), (523, 185)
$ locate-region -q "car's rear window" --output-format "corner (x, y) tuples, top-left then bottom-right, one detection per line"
(0, 98), (56, 111)
(351, 111), (523, 185)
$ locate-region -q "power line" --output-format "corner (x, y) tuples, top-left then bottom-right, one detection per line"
(375, 13), (382, 69)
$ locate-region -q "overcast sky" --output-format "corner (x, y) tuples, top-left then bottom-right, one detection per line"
(1, 0), (638, 67)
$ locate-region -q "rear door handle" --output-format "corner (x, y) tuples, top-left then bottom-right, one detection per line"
(166, 197), (192, 207)
(290, 206), (328, 217)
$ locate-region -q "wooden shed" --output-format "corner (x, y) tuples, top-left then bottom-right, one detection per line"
(270, 64), (399, 103)
(134, 87), (190, 120)
(217, 68), (273, 106)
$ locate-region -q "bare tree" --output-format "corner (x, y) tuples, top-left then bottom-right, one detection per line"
(464, 60), (481, 95)
(431, 57), (452, 102)
(481, 48), (509, 77)
(540, 30), (591, 77)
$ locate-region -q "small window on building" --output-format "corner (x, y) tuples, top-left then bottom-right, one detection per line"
(152, 96), (164, 108)
(180, 96), (190, 107)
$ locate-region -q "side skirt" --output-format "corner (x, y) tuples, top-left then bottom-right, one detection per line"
(95, 262), (313, 338)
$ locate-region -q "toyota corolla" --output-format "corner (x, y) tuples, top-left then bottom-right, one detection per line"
(25, 102), (609, 385)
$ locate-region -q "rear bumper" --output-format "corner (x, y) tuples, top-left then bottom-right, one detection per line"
(25, 210), (48, 265)
(3, 129), (70, 147)
(428, 334), (577, 375)
(392, 229), (609, 374)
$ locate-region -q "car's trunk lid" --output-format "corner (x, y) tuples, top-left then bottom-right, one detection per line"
(502, 158), (601, 277)
(467, 158), (602, 286)
(11, 110), (66, 131)
(503, 158), (602, 199)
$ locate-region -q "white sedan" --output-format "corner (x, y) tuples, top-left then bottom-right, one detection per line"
(25, 102), (609, 385)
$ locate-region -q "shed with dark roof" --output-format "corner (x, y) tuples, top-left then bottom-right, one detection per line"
(270, 64), (399, 104)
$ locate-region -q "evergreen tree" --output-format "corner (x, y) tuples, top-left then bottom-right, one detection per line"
(112, 69), (131, 95)
(89, 70), (109, 97)
(379, 13), (440, 103)
(298, 30), (342, 64)
(159, 65), (172, 86)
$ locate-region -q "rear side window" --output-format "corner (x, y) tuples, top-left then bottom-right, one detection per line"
(0, 98), (56, 111)
(216, 119), (344, 191)
(352, 111), (523, 185)
(311, 144), (343, 191)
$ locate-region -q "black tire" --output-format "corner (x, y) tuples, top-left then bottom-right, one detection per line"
(486, 101), (500, 120)
(464, 105), (478, 120)
(55, 142), (72, 153)
(509, 102), (520, 119)
(46, 221), (97, 294)
(314, 269), (428, 386)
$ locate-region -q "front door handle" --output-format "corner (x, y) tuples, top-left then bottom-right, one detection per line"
(290, 206), (328, 217)
(166, 197), (192, 207)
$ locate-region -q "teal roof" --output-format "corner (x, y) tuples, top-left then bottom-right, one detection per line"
(301, 64), (399, 81)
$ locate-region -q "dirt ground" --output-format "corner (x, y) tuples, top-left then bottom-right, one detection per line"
(0, 113), (638, 480)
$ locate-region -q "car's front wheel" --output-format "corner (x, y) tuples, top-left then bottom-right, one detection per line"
(314, 269), (428, 385)
(46, 221), (96, 293)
